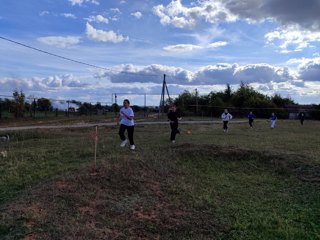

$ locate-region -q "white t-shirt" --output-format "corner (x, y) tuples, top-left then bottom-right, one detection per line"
(119, 107), (134, 126)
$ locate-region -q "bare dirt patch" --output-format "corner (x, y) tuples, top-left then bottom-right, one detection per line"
(1, 152), (227, 239)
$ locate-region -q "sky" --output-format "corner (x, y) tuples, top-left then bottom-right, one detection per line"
(1, 0), (320, 107)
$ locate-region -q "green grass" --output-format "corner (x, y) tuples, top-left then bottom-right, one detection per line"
(0, 120), (319, 239)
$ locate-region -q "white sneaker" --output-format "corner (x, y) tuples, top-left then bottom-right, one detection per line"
(171, 140), (175, 144)
(120, 139), (128, 147)
(130, 145), (135, 150)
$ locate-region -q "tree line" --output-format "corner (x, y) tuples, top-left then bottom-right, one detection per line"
(0, 90), (146, 119)
(1, 86), (320, 119)
(171, 83), (320, 119)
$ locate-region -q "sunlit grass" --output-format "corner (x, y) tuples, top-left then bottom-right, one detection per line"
(0, 120), (319, 239)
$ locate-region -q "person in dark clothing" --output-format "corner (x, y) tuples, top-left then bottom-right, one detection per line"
(247, 111), (256, 128)
(168, 105), (181, 143)
(299, 113), (305, 126)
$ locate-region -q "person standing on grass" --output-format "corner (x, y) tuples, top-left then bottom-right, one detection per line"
(270, 112), (277, 129)
(221, 109), (233, 133)
(118, 99), (135, 150)
(168, 105), (181, 143)
(299, 113), (305, 126)
(247, 111), (256, 128)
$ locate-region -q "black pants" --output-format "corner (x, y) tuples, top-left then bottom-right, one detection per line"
(223, 121), (229, 130)
(119, 124), (134, 145)
(300, 119), (304, 125)
(249, 119), (254, 127)
(170, 122), (179, 140)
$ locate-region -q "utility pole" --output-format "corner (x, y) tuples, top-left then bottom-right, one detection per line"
(144, 93), (147, 117)
(33, 98), (36, 119)
(67, 100), (69, 117)
(158, 74), (171, 116)
(195, 88), (199, 114)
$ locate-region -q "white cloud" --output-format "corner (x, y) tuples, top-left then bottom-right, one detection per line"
(37, 36), (81, 48)
(297, 57), (320, 81)
(68, 0), (99, 6)
(194, 64), (238, 84)
(1, 61), (319, 104)
(131, 11), (142, 19)
(291, 80), (305, 87)
(234, 64), (296, 83)
(85, 22), (128, 43)
(110, 8), (121, 14)
(153, 0), (237, 29)
(153, 0), (320, 32)
(95, 63), (297, 86)
(0, 74), (88, 94)
(207, 41), (228, 49)
(41, 74), (88, 88)
(109, 8), (122, 21)
(62, 13), (77, 19)
(265, 26), (320, 53)
(163, 44), (202, 52)
(39, 11), (50, 16)
(287, 57), (320, 81)
(85, 15), (108, 24)
(163, 41), (227, 53)
(95, 64), (194, 84)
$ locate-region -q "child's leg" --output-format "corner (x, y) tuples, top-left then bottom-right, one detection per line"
(127, 126), (135, 145)
(119, 124), (126, 141)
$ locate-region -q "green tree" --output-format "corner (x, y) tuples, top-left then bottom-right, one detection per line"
(111, 103), (120, 115)
(223, 83), (233, 102)
(174, 90), (197, 113)
(271, 94), (294, 107)
(37, 98), (52, 113)
(12, 90), (25, 118)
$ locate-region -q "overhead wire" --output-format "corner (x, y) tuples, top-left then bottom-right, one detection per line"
(0, 36), (162, 78)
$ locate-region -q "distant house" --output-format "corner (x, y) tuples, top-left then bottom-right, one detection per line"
(285, 104), (314, 119)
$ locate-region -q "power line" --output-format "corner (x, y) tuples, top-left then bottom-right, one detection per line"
(0, 36), (109, 71)
(0, 36), (200, 81)
(0, 36), (160, 78)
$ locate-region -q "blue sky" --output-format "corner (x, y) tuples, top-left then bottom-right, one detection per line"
(1, 0), (320, 107)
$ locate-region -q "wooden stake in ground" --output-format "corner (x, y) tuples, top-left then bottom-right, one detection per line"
(94, 125), (98, 171)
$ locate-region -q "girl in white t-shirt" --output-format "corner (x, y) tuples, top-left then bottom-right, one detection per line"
(118, 99), (135, 150)
(221, 109), (233, 133)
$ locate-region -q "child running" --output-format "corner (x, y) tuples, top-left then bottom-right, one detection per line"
(167, 105), (181, 143)
(221, 109), (233, 133)
(270, 112), (277, 129)
(247, 111), (256, 128)
(118, 99), (135, 150)
(299, 113), (305, 126)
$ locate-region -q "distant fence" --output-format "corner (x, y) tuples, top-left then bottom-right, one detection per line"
(181, 105), (320, 120)
(1, 95), (320, 121)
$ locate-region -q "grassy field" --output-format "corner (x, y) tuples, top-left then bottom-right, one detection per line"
(0, 120), (319, 239)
